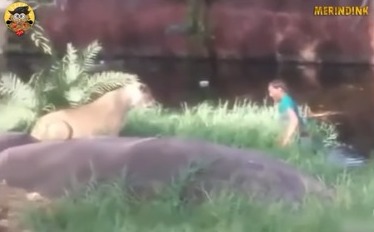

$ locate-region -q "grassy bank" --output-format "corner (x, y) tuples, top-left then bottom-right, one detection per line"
(22, 102), (374, 232)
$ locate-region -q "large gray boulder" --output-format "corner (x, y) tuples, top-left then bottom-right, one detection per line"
(0, 132), (39, 152)
(0, 137), (332, 203)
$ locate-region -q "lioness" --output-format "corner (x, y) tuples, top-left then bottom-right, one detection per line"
(30, 82), (155, 141)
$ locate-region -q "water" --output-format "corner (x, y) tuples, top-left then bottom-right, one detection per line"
(5, 56), (374, 158)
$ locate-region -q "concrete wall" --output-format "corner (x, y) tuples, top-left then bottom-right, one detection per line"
(33, 0), (374, 63)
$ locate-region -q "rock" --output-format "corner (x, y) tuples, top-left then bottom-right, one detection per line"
(0, 137), (332, 203)
(0, 133), (39, 153)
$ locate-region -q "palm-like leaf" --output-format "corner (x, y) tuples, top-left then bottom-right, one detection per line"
(63, 60), (85, 86)
(52, 43), (85, 85)
(0, 73), (38, 108)
(79, 40), (102, 70)
(86, 71), (138, 91)
(29, 24), (53, 55)
(64, 87), (86, 107)
(81, 72), (139, 102)
(0, 102), (37, 132)
(28, 69), (44, 86)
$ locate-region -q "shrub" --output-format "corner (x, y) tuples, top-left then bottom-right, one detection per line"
(124, 101), (338, 151)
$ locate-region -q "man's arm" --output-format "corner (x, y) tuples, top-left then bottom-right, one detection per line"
(280, 108), (299, 147)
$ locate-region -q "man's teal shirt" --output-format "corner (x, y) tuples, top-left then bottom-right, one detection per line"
(278, 94), (302, 122)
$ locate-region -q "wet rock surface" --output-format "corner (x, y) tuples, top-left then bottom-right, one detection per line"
(0, 136), (332, 203)
(0, 133), (39, 153)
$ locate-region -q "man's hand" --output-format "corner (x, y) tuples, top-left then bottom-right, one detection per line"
(278, 109), (299, 147)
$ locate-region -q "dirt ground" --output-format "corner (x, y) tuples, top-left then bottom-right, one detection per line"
(0, 183), (49, 232)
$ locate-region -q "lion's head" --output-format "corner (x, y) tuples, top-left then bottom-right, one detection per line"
(120, 82), (156, 108)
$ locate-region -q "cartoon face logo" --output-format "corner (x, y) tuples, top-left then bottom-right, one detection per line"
(3, 2), (35, 37)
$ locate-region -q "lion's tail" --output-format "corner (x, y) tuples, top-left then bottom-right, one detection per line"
(30, 120), (73, 141)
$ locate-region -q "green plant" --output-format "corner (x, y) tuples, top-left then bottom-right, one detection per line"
(0, 40), (139, 132)
(29, 24), (53, 55)
(124, 101), (339, 154)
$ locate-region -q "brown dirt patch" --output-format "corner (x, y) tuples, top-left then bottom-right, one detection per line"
(0, 183), (50, 232)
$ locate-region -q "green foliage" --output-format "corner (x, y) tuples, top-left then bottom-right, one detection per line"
(124, 101), (338, 154)
(0, 41), (139, 132)
(29, 24), (53, 55)
(25, 1), (58, 55)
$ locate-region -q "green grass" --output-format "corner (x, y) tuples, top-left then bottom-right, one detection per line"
(23, 102), (374, 232)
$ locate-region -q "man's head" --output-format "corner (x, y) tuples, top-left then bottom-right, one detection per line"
(268, 79), (288, 102)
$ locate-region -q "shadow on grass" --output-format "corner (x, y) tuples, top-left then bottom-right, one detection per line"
(21, 178), (369, 232)
(21, 157), (374, 232)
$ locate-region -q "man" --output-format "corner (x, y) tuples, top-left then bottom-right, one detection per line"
(268, 79), (304, 147)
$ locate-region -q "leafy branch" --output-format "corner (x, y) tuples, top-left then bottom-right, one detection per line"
(30, 24), (53, 55)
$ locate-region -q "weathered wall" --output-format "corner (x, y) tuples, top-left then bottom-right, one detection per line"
(0, 0), (12, 71)
(35, 0), (373, 63)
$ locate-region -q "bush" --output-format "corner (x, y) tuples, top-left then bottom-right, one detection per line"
(124, 101), (338, 160)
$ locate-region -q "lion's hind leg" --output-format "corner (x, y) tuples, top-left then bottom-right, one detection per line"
(31, 120), (72, 141)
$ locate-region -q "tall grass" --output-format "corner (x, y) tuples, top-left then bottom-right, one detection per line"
(124, 101), (339, 175)
(24, 102), (374, 232)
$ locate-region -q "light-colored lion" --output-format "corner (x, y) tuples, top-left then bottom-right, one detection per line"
(30, 82), (155, 141)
